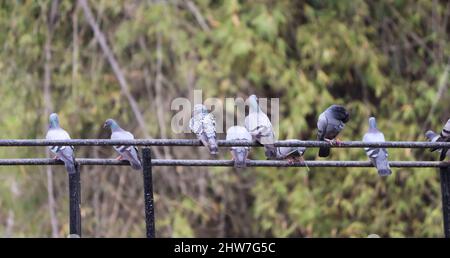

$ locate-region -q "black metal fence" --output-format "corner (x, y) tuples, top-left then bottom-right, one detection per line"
(1, 139), (449, 238)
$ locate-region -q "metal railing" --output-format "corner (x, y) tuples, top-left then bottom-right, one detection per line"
(0, 139), (449, 238)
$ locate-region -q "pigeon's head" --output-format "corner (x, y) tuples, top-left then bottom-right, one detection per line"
(49, 113), (60, 128)
(368, 117), (377, 129)
(329, 105), (350, 123)
(425, 130), (438, 142)
(247, 94), (259, 111)
(104, 119), (119, 130)
(193, 104), (208, 115)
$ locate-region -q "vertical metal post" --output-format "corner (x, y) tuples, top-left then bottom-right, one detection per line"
(142, 147), (155, 238)
(69, 163), (82, 237)
(440, 165), (450, 238)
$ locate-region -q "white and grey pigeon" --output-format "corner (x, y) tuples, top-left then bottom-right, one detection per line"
(245, 95), (277, 159)
(45, 113), (76, 174)
(426, 130), (450, 160)
(276, 140), (306, 164)
(189, 104), (218, 155)
(317, 105), (350, 157)
(362, 117), (391, 177)
(429, 119), (450, 161)
(104, 119), (142, 170)
(226, 126), (252, 168)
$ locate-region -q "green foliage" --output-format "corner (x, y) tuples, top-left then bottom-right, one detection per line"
(0, 0), (448, 237)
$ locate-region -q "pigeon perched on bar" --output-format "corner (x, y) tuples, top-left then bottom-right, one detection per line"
(189, 104), (218, 155)
(429, 119), (450, 161)
(245, 95), (276, 159)
(426, 130), (450, 160)
(317, 105), (350, 157)
(45, 113), (76, 174)
(104, 119), (142, 170)
(362, 117), (391, 177)
(226, 126), (252, 168)
(275, 140), (306, 163)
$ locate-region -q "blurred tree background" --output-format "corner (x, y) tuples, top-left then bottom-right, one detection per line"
(0, 0), (449, 237)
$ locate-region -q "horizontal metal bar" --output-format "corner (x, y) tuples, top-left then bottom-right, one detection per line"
(0, 159), (447, 168)
(0, 139), (449, 148)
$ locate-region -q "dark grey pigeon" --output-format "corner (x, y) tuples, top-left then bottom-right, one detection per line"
(226, 126), (252, 168)
(362, 117), (391, 177)
(426, 130), (450, 160)
(189, 104), (218, 155)
(46, 113), (76, 174)
(276, 140), (306, 164)
(317, 105), (350, 157)
(104, 119), (142, 170)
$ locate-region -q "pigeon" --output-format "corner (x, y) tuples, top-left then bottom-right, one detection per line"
(276, 142), (307, 164)
(104, 119), (142, 170)
(45, 113), (76, 174)
(226, 126), (252, 168)
(189, 104), (218, 155)
(362, 117), (391, 177)
(245, 95), (277, 159)
(429, 119), (450, 161)
(426, 130), (450, 160)
(317, 105), (350, 157)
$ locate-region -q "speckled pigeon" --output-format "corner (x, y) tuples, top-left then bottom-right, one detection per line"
(362, 117), (391, 177)
(104, 119), (142, 170)
(189, 104), (218, 155)
(45, 113), (76, 174)
(429, 119), (450, 161)
(244, 95), (276, 159)
(276, 141), (306, 164)
(317, 105), (350, 157)
(226, 126), (252, 168)
(426, 130), (450, 160)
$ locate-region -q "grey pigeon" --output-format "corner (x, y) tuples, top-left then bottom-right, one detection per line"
(429, 119), (450, 161)
(245, 95), (276, 159)
(362, 117), (391, 177)
(45, 113), (76, 174)
(276, 142), (306, 164)
(317, 105), (350, 157)
(226, 126), (252, 168)
(189, 104), (218, 155)
(104, 119), (142, 170)
(426, 130), (450, 160)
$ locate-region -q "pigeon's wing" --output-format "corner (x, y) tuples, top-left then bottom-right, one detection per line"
(46, 128), (76, 174)
(363, 130), (391, 176)
(441, 119), (450, 140)
(46, 128), (72, 155)
(111, 130), (134, 153)
(277, 147), (306, 160)
(363, 130), (386, 158)
(226, 126), (252, 168)
(202, 113), (218, 154)
(111, 130), (142, 170)
(317, 113), (328, 140)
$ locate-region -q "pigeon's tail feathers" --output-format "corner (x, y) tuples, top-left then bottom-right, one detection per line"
(64, 161), (77, 175)
(59, 147), (76, 174)
(130, 158), (143, 170)
(374, 152), (391, 177)
(125, 149), (142, 170)
(208, 137), (218, 155)
(440, 148), (448, 161)
(264, 144), (277, 159)
(232, 148), (248, 168)
(319, 146), (330, 157)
